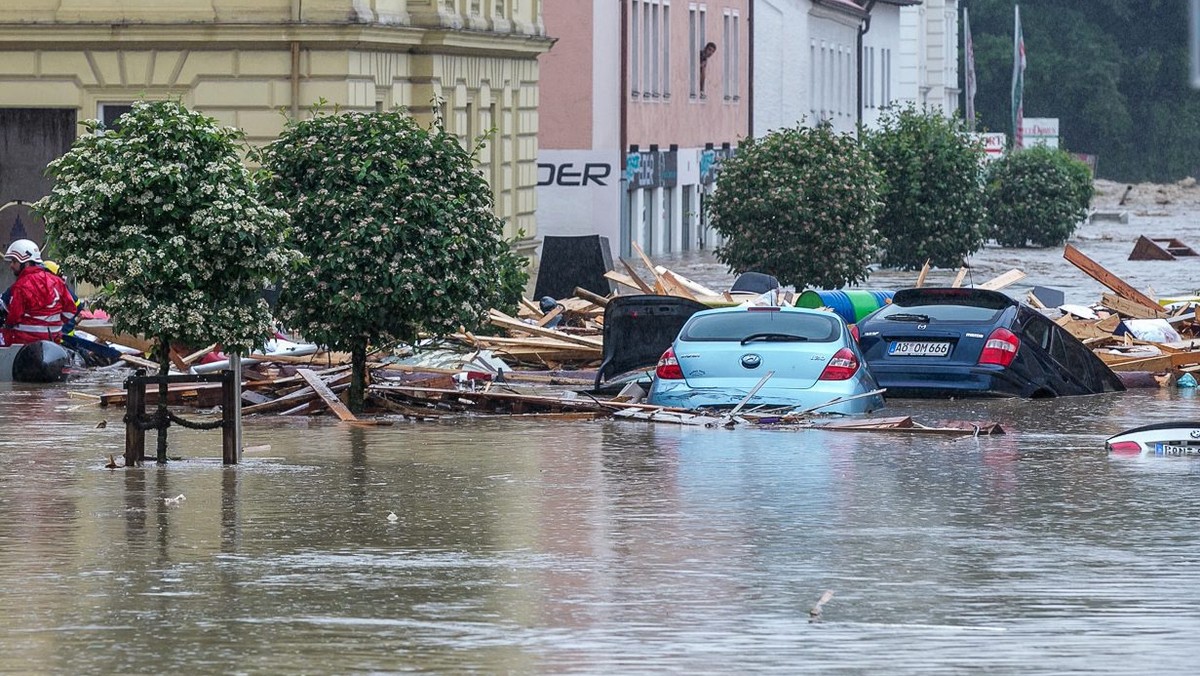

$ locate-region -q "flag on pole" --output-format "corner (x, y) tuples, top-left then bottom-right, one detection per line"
(1012, 5), (1026, 149)
(964, 7), (977, 131)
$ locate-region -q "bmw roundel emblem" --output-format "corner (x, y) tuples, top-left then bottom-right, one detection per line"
(741, 353), (762, 369)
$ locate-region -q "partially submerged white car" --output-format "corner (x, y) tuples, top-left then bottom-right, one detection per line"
(1105, 422), (1200, 456)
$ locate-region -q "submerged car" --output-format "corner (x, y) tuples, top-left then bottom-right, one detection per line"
(646, 305), (884, 414)
(1105, 422), (1200, 456)
(855, 287), (1125, 398)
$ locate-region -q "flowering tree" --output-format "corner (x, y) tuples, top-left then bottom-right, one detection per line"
(708, 122), (883, 289)
(258, 110), (527, 412)
(36, 100), (297, 374)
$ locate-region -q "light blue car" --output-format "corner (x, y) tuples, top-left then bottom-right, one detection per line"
(646, 305), (885, 415)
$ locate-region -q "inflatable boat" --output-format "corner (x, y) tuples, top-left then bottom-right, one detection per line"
(0, 340), (72, 383)
(1105, 422), (1200, 456)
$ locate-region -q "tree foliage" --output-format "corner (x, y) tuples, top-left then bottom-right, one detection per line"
(36, 100), (297, 368)
(862, 106), (988, 270)
(965, 0), (1199, 181)
(707, 122), (882, 289)
(985, 146), (1094, 248)
(258, 109), (527, 410)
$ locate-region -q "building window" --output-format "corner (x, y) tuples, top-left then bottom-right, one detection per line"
(882, 48), (891, 107)
(632, 0), (675, 103)
(731, 12), (739, 100)
(865, 46), (873, 109)
(98, 103), (133, 132)
(642, 1), (652, 96)
(662, 2), (671, 99)
(722, 10), (731, 100)
(689, 5), (698, 98)
(698, 5), (709, 98)
(631, 0), (640, 96)
(650, 1), (659, 97)
(810, 40), (816, 117)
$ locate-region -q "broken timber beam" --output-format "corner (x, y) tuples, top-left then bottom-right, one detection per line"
(298, 368), (359, 422)
(1063, 244), (1161, 313)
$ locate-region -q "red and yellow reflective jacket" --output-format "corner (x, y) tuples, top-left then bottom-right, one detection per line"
(2, 265), (78, 345)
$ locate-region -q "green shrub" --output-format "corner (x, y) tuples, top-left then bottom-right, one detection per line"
(862, 105), (988, 270)
(986, 146), (1094, 248)
(708, 122), (882, 289)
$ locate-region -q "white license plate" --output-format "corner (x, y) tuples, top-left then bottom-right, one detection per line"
(888, 341), (952, 357)
(1155, 443), (1200, 456)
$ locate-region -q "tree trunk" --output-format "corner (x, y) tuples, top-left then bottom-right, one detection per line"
(349, 340), (367, 414)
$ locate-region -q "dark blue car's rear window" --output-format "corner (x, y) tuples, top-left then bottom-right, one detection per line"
(681, 311), (842, 342)
(880, 290), (1009, 322)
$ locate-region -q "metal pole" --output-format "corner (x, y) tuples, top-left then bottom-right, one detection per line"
(233, 353), (243, 464)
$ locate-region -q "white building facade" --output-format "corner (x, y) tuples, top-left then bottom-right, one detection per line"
(895, 0), (960, 115)
(753, 0), (960, 138)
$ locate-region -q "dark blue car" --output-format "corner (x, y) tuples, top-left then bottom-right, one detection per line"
(855, 287), (1125, 399)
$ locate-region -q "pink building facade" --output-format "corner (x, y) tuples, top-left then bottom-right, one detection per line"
(539, 0), (750, 259)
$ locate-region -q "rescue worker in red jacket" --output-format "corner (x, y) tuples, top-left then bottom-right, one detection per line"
(1, 239), (78, 346)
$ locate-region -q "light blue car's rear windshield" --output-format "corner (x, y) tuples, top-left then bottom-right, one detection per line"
(680, 311), (842, 342)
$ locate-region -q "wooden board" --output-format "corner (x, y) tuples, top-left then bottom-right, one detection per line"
(1100, 293), (1166, 319)
(298, 368), (359, 422)
(1063, 243), (1161, 312)
(978, 268), (1027, 291)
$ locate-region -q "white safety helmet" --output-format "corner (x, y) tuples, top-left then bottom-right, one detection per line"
(4, 239), (42, 264)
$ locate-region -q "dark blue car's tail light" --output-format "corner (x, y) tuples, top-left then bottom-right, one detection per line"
(819, 347), (860, 381)
(656, 348), (684, 380)
(979, 328), (1020, 367)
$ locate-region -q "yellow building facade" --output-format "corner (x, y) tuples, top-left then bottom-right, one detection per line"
(0, 0), (550, 253)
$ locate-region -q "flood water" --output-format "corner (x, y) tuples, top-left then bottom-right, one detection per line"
(5, 203), (1200, 673)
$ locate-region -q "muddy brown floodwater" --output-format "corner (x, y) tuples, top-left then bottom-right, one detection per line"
(4, 191), (1200, 673)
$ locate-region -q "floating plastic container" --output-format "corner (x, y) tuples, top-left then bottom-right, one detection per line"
(795, 289), (894, 325)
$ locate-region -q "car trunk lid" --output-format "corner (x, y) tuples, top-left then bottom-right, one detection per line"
(674, 340), (835, 391)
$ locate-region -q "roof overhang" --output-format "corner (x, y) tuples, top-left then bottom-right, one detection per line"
(812, 0), (869, 19)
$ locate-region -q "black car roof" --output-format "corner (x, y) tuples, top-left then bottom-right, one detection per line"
(890, 287), (1019, 308)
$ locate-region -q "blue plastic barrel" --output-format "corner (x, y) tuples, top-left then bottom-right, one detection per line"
(796, 289), (895, 324)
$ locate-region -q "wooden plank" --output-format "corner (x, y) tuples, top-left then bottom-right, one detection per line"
(978, 268), (1027, 291)
(653, 266), (720, 297)
(519, 297), (544, 317)
(298, 368), (359, 422)
(1025, 292), (1046, 309)
(659, 270), (700, 301)
(167, 347), (190, 373)
(631, 241), (667, 291)
(120, 353), (161, 371)
(1056, 317), (1115, 341)
(914, 259), (931, 288)
(951, 267), (968, 288)
(1100, 293), (1166, 319)
(1104, 351), (1200, 372)
(1063, 243), (1161, 311)
(182, 343), (220, 365)
(487, 310), (605, 348)
(536, 305), (564, 327)
(573, 286), (611, 307)
(603, 270), (646, 293)
(617, 258), (655, 294)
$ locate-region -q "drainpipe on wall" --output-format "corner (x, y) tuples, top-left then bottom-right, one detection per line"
(291, 0), (304, 120)
(856, 0), (877, 131)
(619, 0), (629, 171)
(747, 1), (754, 138)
